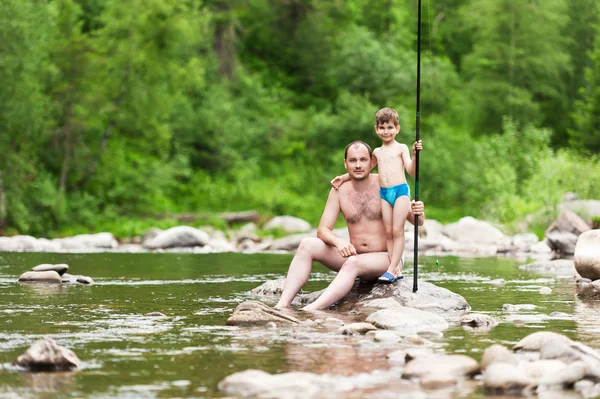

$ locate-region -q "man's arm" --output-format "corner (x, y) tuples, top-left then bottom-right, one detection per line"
(406, 200), (425, 226)
(317, 188), (357, 257)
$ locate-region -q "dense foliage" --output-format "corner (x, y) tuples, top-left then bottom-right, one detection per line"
(0, 0), (599, 237)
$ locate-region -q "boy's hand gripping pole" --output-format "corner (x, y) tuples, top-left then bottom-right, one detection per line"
(413, 0), (422, 293)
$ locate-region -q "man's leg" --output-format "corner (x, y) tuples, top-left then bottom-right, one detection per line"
(303, 252), (389, 310)
(275, 237), (346, 308)
(389, 196), (411, 276)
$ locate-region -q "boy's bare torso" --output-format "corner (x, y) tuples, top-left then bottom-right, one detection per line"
(337, 175), (387, 253)
(373, 141), (408, 188)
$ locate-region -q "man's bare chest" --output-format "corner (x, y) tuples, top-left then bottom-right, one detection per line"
(340, 190), (382, 224)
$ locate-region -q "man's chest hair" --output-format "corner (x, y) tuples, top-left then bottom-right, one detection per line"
(341, 190), (381, 224)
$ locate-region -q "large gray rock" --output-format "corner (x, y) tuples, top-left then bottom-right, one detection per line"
(576, 278), (600, 299)
(545, 230), (579, 255)
(143, 226), (210, 249)
(545, 211), (591, 255)
(53, 233), (118, 250)
(18, 271), (62, 283)
(226, 301), (300, 326)
(351, 278), (470, 316)
(442, 217), (510, 245)
(264, 216), (312, 233)
(547, 210), (591, 237)
(366, 307), (448, 333)
(218, 368), (419, 398)
(402, 354), (479, 381)
(482, 363), (534, 395)
(0, 235), (58, 252)
(513, 331), (573, 352)
(31, 264), (69, 276)
(559, 200), (600, 224)
(480, 345), (517, 369)
(250, 279), (288, 299)
(574, 230), (600, 281)
(15, 338), (80, 371)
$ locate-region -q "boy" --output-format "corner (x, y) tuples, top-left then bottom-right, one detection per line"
(331, 107), (422, 283)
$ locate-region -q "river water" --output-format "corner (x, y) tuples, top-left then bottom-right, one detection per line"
(0, 251), (597, 398)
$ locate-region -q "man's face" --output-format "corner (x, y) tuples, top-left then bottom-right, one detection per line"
(344, 144), (371, 181)
(375, 121), (400, 143)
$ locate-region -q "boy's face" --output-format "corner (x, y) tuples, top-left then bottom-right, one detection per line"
(375, 121), (400, 143)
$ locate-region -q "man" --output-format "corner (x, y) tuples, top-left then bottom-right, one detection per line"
(274, 140), (425, 310)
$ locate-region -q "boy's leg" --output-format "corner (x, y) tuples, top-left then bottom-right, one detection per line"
(389, 196), (411, 277)
(380, 199), (394, 263)
(304, 251), (389, 310)
(275, 237), (346, 308)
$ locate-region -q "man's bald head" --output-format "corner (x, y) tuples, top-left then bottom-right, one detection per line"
(344, 141), (372, 160)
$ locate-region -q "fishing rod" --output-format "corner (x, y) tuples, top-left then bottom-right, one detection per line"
(413, 0), (422, 293)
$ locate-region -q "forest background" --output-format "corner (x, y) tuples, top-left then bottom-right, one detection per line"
(1, 0), (599, 239)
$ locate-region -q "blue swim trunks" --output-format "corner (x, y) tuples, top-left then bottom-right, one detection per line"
(380, 183), (410, 207)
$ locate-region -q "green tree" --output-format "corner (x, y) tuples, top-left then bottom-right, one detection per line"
(0, 0), (57, 233)
(570, 9), (600, 153)
(461, 0), (571, 135)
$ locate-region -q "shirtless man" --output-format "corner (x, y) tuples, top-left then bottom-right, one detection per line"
(274, 140), (425, 310)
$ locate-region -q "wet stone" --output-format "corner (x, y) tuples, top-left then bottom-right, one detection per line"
(31, 264), (69, 276)
(76, 276), (94, 284)
(18, 271), (62, 284)
(15, 338), (80, 371)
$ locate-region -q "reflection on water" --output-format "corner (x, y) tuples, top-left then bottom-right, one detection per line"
(0, 251), (596, 398)
(19, 371), (76, 392)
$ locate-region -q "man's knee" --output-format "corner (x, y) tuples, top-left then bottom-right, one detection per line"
(297, 237), (325, 256)
(340, 256), (360, 272)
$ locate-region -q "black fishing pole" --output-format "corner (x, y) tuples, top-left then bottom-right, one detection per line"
(413, 0), (422, 293)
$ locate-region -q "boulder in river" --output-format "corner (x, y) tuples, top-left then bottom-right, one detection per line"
(574, 230), (600, 281)
(226, 301), (300, 326)
(15, 338), (80, 371)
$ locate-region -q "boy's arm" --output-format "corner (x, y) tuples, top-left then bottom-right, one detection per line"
(403, 140), (422, 176)
(331, 173), (350, 189)
(317, 188), (357, 257)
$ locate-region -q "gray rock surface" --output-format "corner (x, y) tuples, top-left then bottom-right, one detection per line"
(226, 301), (300, 326)
(18, 271), (62, 283)
(143, 226), (210, 249)
(366, 307), (448, 333)
(264, 216), (312, 233)
(352, 278), (470, 316)
(15, 338), (80, 371)
(31, 264), (69, 275)
(574, 230), (600, 280)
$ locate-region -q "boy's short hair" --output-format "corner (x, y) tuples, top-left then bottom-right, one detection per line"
(344, 140), (372, 160)
(375, 107), (399, 126)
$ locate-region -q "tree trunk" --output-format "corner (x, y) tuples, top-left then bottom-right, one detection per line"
(213, 2), (237, 78)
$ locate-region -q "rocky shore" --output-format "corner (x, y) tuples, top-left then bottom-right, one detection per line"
(1, 199), (598, 260)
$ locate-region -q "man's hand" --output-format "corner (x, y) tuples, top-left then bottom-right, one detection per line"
(330, 175), (344, 189)
(412, 140), (423, 154)
(336, 240), (357, 257)
(411, 200), (424, 216)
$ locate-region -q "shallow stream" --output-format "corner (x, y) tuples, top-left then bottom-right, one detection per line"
(0, 252), (597, 398)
